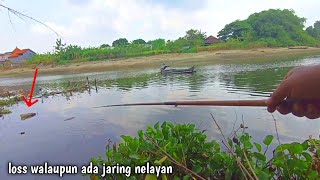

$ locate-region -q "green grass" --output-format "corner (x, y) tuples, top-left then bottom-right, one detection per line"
(0, 97), (21, 107)
(0, 109), (12, 114)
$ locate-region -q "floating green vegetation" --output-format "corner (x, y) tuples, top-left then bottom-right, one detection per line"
(0, 109), (12, 114)
(0, 97), (21, 107)
(20, 113), (36, 120)
(89, 121), (320, 179)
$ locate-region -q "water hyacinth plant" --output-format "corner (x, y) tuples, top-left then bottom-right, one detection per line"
(89, 118), (320, 180)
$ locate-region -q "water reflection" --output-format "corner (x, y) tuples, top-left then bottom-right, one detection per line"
(221, 67), (291, 97)
(1, 56), (320, 179)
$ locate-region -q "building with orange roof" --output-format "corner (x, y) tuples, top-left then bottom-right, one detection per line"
(0, 47), (36, 64)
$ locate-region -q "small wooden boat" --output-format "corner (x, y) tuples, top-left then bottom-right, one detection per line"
(160, 64), (196, 74)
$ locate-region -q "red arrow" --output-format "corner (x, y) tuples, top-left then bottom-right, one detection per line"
(22, 67), (39, 107)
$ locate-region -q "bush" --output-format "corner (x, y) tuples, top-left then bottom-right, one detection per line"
(180, 47), (198, 53)
(89, 122), (223, 179)
(27, 53), (58, 65)
(89, 122), (320, 179)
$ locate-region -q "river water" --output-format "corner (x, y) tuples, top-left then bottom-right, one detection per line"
(1, 56), (320, 179)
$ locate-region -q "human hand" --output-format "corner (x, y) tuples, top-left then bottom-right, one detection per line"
(267, 65), (320, 119)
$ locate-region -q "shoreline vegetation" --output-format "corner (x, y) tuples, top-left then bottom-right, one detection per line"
(1, 9), (320, 78)
(1, 47), (320, 78)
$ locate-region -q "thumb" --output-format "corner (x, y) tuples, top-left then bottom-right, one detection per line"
(267, 79), (290, 112)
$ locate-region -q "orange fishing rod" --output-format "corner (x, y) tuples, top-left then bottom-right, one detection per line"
(93, 99), (320, 108)
(93, 99), (270, 108)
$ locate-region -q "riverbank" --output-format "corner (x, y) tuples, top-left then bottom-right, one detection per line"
(1, 47), (320, 78)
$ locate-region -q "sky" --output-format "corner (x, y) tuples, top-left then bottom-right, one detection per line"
(0, 0), (320, 53)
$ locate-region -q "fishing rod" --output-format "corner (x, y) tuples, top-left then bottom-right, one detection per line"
(93, 99), (271, 108)
(0, 4), (61, 37)
(93, 99), (320, 108)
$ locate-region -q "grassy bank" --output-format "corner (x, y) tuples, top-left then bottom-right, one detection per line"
(1, 47), (320, 78)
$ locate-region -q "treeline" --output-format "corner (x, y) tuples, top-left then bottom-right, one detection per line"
(29, 9), (320, 65)
(30, 29), (206, 65)
(218, 9), (320, 47)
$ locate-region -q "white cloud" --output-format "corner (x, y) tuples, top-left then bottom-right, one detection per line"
(31, 22), (70, 36)
(31, 16), (95, 37)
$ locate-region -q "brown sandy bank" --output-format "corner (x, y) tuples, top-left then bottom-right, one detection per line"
(1, 47), (320, 78)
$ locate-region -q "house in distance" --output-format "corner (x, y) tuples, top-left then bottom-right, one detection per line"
(0, 52), (12, 63)
(203, 36), (223, 46)
(0, 47), (36, 65)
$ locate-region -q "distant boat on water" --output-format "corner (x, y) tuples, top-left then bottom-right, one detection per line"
(160, 64), (196, 74)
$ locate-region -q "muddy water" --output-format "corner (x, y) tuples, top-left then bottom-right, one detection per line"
(1, 56), (320, 179)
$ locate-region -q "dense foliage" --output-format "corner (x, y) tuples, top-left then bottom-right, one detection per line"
(132, 39), (147, 45)
(28, 29), (204, 65)
(306, 21), (320, 40)
(218, 9), (319, 47)
(28, 9), (320, 65)
(89, 122), (320, 180)
(112, 38), (129, 47)
(100, 44), (110, 48)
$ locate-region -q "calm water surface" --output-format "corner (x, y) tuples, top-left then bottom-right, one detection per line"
(1, 57), (320, 179)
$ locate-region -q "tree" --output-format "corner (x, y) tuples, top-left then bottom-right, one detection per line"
(147, 39), (166, 50)
(100, 44), (110, 48)
(132, 39), (146, 45)
(306, 21), (320, 40)
(112, 38), (129, 47)
(184, 29), (207, 47)
(247, 9), (307, 44)
(217, 9), (316, 46)
(184, 29), (206, 40)
(60, 45), (82, 61)
(218, 20), (252, 41)
(166, 37), (189, 52)
(315, 21), (320, 29)
(314, 21), (320, 39)
(54, 38), (66, 54)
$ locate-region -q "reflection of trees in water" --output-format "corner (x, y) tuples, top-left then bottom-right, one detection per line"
(88, 71), (208, 92)
(220, 67), (293, 95)
(38, 73), (159, 93)
(160, 73), (207, 92)
(35, 64), (295, 100)
(37, 71), (208, 97)
(36, 63), (299, 101)
(182, 74), (207, 92)
(104, 73), (159, 91)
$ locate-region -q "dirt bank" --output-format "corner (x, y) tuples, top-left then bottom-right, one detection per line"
(1, 47), (320, 78)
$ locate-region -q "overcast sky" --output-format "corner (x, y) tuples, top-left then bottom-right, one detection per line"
(0, 0), (319, 53)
